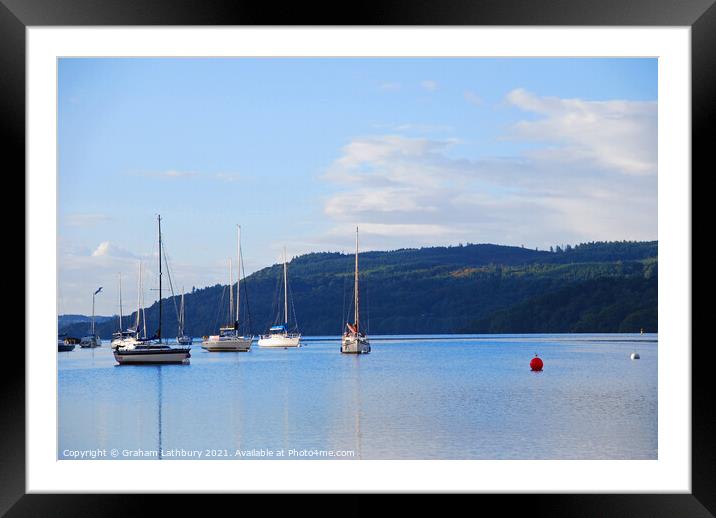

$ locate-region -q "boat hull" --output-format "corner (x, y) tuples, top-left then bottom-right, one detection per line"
(201, 337), (252, 352)
(79, 337), (101, 348)
(341, 335), (371, 354)
(113, 347), (191, 364)
(258, 335), (301, 348)
(58, 342), (75, 352)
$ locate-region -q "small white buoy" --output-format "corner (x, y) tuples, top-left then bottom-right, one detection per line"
(630, 352), (640, 360)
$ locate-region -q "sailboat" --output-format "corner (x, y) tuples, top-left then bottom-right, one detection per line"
(202, 225), (253, 352)
(110, 273), (134, 349)
(177, 289), (193, 345)
(79, 286), (103, 348)
(342, 227), (371, 354)
(111, 262), (148, 350)
(113, 215), (191, 365)
(258, 247), (301, 348)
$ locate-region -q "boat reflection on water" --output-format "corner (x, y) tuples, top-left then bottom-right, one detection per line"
(59, 334), (658, 460)
(157, 366), (163, 459)
(351, 356), (363, 460)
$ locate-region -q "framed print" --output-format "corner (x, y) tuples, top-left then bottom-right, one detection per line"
(5, 0), (711, 514)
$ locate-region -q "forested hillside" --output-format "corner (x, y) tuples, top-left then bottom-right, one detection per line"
(59, 241), (658, 338)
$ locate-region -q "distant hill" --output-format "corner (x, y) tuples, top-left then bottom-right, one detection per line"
(58, 314), (113, 329)
(58, 240), (658, 338)
(465, 275), (657, 334)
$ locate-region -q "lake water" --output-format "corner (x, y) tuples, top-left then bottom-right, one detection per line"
(58, 334), (657, 460)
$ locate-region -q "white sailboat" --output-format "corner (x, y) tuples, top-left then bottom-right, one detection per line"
(79, 286), (102, 348)
(110, 273), (133, 349)
(258, 247), (301, 348)
(177, 289), (193, 345)
(342, 227), (371, 354)
(113, 215), (191, 365)
(111, 262), (148, 350)
(202, 225), (253, 352)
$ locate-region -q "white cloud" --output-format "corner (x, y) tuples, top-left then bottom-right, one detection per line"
(337, 222), (455, 238)
(421, 80), (438, 92)
(321, 90), (657, 250)
(155, 170), (200, 179)
(131, 170), (245, 182)
(59, 241), (145, 315)
(59, 238), (225, 315)
(64, 213), (110, 227)
(91, 241), (136, 258)
(506, 88), (657, 175)
(379, 82), (401, 92)
(213, 172), (242, 182)
(326, 135), (461, 188)
(464, 90), (483, 106)
(91, 241), (110, 257)
(372, 122), (453, 133)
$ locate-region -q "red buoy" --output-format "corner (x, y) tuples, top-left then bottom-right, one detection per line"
(530, 355), (543, 372)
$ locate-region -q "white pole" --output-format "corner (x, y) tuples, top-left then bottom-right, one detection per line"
(228, 258), (233, 327)
(136, 261), (141, 333)
(140, 261), (147, 339)
(355, 227), (359, 332)
(283, 247), (288, 326)
(180, 289), (185, 335)
(118, 273), (123, 333)
(236, 225), (241, 327)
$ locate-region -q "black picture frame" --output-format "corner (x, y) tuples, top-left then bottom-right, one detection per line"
(5, 0), (709, 514)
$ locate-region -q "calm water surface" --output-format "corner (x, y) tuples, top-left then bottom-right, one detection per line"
(58, 334), (657, 460)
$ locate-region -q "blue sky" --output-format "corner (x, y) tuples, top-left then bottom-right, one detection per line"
(58, 58), (657, 315)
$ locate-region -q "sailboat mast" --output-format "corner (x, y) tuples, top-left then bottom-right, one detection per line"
(283, 247), (288, 325)
(354, 227), (359, 333)
(228, 258), (233, 326)
(158, 214), (162, 341)
(141, 261), (147, 339)
(236, 225), (244, 326)
(136, 262), (141, 332)
(180, 290), (185, 335)
(118, 273), (123, 332)
(236, 225), (241, 326)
